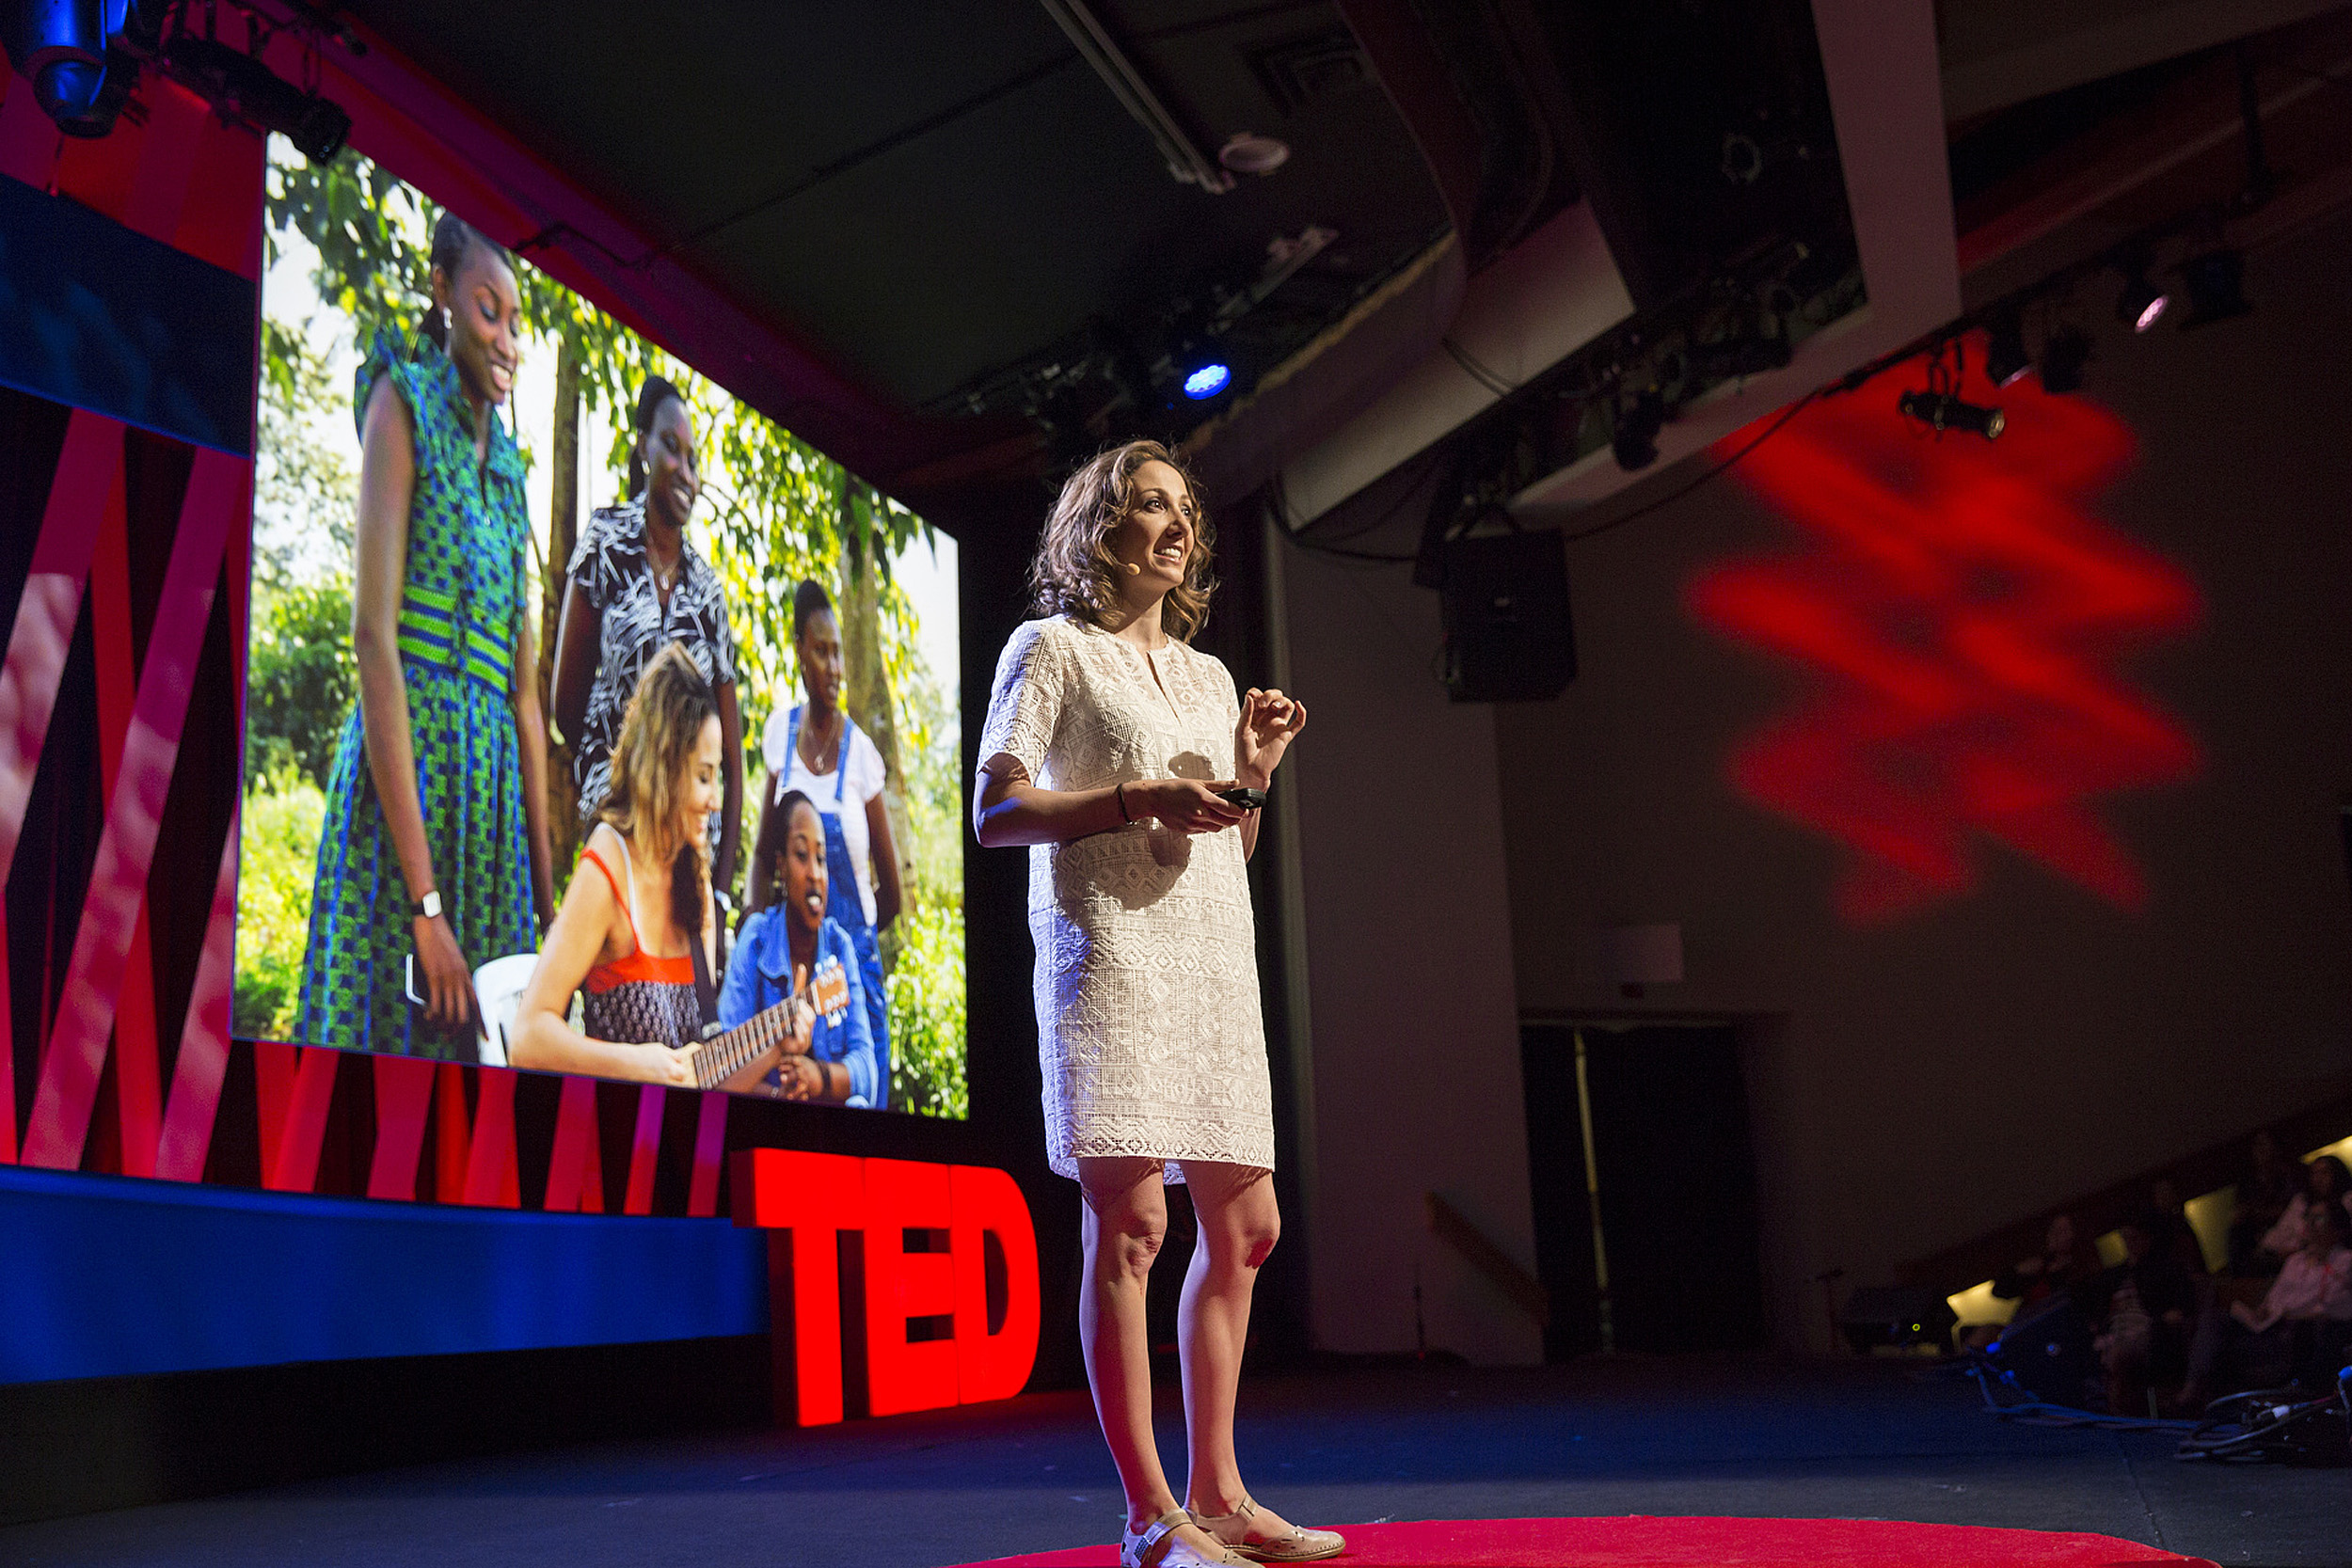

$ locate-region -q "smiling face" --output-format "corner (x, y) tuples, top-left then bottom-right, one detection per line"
(639, 396), (700, 530)
(676, 714), (722, 843)
(779, 799), (829, 933)
(796, 606), (843, 715)
(1107, 458), (1198, 598)
(433, 245), (521, 408)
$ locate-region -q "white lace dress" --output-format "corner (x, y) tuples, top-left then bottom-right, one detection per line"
(978, 616), (1275, 1182)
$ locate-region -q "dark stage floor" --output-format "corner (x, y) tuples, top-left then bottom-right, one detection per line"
(3, 1358), (2343, 1568)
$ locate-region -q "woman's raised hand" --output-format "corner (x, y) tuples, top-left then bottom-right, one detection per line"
(1235, 687), (1306, 784)
(1134, 778), (1248, 834)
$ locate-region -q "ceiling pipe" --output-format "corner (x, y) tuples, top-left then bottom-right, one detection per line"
(1037, 0), (1233, 193)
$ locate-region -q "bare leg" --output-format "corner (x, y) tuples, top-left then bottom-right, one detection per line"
(1178, 1161), (1309, 1542)
(1078, 1157), (1235, 1561)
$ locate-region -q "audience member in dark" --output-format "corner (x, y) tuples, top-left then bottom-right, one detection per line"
(1999, 1213), (2097, 1303)
(2227, 1130), (2301, 1277)
(2091, 1212), (2198, 1417)
(2259, 1154), (2352, 1262)
(2177, 1193), (2352, 1410)
(1962, 1213), (2097, 1351)
(2145, 1179), (2210, 1277)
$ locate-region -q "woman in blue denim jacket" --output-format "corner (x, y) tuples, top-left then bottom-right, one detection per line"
(720, 789), (878, 1105)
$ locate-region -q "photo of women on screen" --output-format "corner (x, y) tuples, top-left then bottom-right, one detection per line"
(235, 138), (966, 1117)
(291, 214), (555, 1061)
(551, 375), (745, 893)
(723, 788), (878, 1104)
(507, 644), (780, 1092)
(749, 581), (898, 1106)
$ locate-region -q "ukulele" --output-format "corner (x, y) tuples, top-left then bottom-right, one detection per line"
(690, 957), (850, 1092)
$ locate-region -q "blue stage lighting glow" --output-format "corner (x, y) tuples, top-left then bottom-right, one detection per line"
(1183, 362), (1232, 400)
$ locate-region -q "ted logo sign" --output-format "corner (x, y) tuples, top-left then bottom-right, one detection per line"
(731, 1149), (1041, 1425)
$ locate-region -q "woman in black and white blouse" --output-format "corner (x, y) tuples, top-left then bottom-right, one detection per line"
(552, 375), (744, 895)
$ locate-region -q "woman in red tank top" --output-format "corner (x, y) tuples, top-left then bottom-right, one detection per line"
(510, 644), (781, 1092)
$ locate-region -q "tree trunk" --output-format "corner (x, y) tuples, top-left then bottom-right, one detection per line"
(838, 478), (912, 964)
(542, 338), (582, 879)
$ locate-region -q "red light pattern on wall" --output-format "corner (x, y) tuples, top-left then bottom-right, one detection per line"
(1686, 348), (2201, 923)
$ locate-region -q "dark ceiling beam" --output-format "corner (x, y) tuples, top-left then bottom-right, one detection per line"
(1939, 0), (2352, 120)
(1955, 28), (2352, 274)
(1333, 0), (1486, 244)
(662, 54), (1076, 264)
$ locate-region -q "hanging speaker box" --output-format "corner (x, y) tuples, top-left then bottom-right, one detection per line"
(1437, 530), (1577, 702)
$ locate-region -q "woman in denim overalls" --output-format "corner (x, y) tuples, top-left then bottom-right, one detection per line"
(753, 580), (898, 1106)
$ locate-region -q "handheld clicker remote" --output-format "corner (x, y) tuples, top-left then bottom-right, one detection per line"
(1216, 786), (1267, 811)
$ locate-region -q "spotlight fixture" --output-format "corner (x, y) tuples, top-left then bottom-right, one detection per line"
(1181, 361), (1232, 401)
(2038, 325), (2092, 395)
(1611, 388), (1666, 471)
(1898, 389), (2004, 440)
(4, 0), (133, 137)
(164, 35), (352, 164)
(1983, 310), (2032, 388)
(2176, 249), (2250, 330)
(2115, 264), (2169, 333)
(1217, 132), (1290, 177)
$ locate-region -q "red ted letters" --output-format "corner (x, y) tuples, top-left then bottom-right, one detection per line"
(731, 1148), (1041, 1425)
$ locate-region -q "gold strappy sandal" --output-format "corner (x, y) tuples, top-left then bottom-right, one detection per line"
(1186, 1497), (1346, 1562)
(1122, 1508), (1248, 1568)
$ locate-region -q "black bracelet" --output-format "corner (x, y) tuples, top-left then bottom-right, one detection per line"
(1116, 781), (1133, 823)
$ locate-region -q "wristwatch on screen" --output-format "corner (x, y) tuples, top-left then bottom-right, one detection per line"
(413, 889), (442, 922)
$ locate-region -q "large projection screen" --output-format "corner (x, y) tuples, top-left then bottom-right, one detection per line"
(233, 137), (966, 1119)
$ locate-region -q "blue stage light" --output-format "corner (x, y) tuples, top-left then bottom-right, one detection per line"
(9, 0), (116, 136)
(1182, 362), (1232, 400)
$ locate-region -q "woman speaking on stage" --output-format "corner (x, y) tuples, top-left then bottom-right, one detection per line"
(976, 441), (1337, 1568)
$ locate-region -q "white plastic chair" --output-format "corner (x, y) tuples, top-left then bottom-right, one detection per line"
(470, 952), (541, 1069)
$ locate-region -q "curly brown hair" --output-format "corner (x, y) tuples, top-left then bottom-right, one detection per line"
(596, 642), (717, 937)
(1028, 440), (1216, 641)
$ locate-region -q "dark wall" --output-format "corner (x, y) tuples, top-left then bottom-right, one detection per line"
(1490, 210), (2352, 1346)
(950, 483), (1086, 1391)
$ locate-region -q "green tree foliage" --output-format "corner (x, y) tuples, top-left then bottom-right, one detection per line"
(231, 774), (326, 1040)
(887, 897), (968, 1118)
(254, 317), (358, 578)
(248, 312), (360, 792)
(265, 150), (431, 347)
(246, 579), (357, 792)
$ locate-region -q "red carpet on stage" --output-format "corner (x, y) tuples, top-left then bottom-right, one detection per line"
(955, 1516), (2217, 1567)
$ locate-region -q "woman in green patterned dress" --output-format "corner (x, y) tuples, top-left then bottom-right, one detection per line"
(294, 214), (557, 1058)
